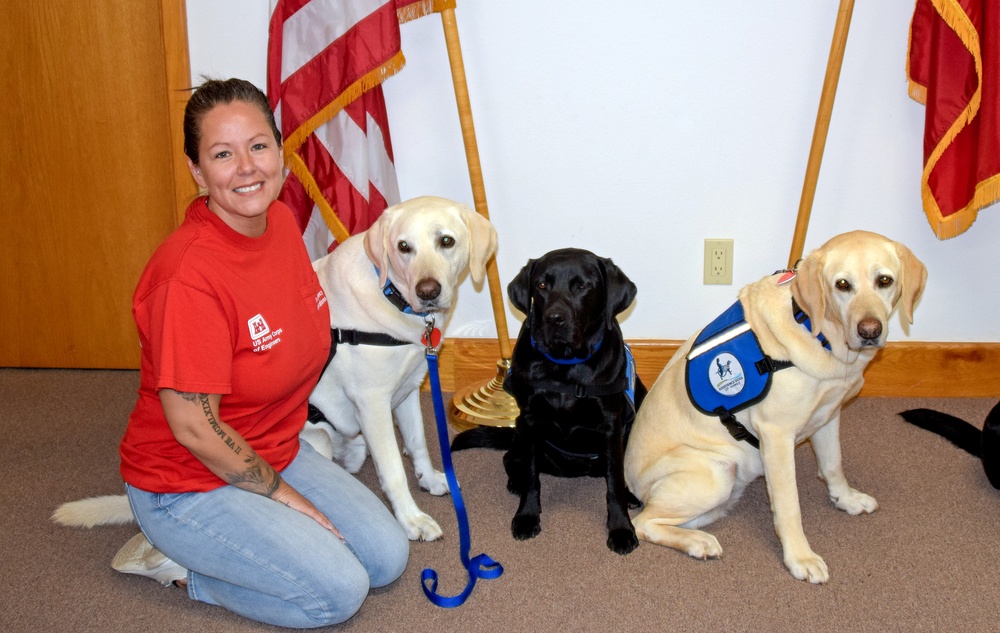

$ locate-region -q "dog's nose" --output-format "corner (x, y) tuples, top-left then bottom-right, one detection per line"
(857, 317), (882, 342)
(544, 310), (566, 327)
(416, 278), (441, 301)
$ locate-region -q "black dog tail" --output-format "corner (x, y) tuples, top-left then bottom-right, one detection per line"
(901, 403), (1000, 490)
(899, 408), (982, 457)
(450, 426), (515, 452)
(982, 402), (1000, 489)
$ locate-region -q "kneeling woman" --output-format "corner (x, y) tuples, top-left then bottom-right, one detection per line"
(114, 77), (408, 628)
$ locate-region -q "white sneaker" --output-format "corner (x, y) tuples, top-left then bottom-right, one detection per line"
(111, 532), (187, 587)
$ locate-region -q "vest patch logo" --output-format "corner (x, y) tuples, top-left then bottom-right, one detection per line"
(710, 352), (745, 396)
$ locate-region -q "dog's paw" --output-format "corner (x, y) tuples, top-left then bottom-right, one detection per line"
(417, 469), (449, 496)
(785, 550), (829, 584)
(299, 426), (336, 461)
(399, 511), (443, 542)
(511, 514), (541, 541)
(339, 435), (368, 473)
(831, 488), (878, 515)
(607, 528), (639, 555)
(680, 530), (723, 560)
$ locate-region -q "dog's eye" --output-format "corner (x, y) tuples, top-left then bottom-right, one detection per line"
(536, 281), (546, 290)
(397, 240), (411, 254)
(835, 279), (852, 292)
(877, 275), (894, 288)
(439, 235), (455, 249)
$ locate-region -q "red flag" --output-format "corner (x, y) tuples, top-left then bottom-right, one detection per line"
(267, 0), (452, 253)
(907, 0), (1000, 239)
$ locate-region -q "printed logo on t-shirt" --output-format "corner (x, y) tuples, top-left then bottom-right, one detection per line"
(248, 314), (284, 352)
(248, 314), (270, 340)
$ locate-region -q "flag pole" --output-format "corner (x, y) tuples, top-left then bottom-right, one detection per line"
(788, 0), (856, 267)
(439, 5), (518, 428)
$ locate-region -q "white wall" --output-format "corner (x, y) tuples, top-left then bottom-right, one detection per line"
(186, 0), (999, 343)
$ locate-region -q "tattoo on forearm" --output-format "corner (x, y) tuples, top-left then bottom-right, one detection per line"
(175, 391), (280, 498)
(225, 453), (282, 498)
(175, 391), (242, 455)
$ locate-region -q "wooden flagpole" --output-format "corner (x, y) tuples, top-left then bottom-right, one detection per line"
(788, 0), (856, 267)
(438, 6), (519, 428)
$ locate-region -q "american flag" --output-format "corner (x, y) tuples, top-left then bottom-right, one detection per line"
(267, 0), (452, 257)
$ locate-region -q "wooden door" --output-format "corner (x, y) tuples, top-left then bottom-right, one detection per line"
(0, 1), (195, 368)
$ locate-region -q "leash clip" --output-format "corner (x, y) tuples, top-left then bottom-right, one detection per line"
(422, 317), (440, 355)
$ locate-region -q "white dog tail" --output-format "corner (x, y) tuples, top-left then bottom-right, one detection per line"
(51, 494), (135, 528)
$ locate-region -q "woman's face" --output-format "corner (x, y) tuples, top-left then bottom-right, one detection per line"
(187, 100), (283, 237)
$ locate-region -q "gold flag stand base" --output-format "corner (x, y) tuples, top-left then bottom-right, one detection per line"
(447, 359), (518, 431)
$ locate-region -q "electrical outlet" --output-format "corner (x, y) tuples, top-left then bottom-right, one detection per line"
(703, 239), (733, 285)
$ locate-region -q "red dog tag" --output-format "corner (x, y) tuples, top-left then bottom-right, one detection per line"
(776, 270), (796, 285)
(421, 327), (442, 348)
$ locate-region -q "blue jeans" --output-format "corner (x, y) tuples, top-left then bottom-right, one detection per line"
(125, 441), (409, 628)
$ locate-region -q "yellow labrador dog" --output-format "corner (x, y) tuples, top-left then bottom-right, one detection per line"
(302, 196), (497, 541)
(624, 230), (926, 583)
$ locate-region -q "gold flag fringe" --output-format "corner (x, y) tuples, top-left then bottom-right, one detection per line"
(285, 151), (351, 245)
(906, 0), (993, 239)
(397, 0), (455, 24)
(283, 51), (407, 156)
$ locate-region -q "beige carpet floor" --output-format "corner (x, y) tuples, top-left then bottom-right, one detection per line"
(2, 368), (998, 632)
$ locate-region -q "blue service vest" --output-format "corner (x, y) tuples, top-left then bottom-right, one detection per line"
(685, 300), (779, 419)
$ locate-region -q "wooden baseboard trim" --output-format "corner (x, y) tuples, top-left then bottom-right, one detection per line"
(427, 339), (1000, 398)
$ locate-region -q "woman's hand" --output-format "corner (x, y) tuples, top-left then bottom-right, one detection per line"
(270, 478), (343, 538)
(159, 389), (342, 538)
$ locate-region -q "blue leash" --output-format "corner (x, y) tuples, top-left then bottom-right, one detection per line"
(420, 322), (503, 607)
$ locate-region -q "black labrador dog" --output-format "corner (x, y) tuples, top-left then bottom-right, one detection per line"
(452, 248), (647, 554)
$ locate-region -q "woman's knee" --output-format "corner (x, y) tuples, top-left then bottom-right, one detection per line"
(297, 561), (371, 628)
(367, 520), (409, 588)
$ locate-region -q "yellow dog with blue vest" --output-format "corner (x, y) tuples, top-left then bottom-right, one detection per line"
(624, 230), (926, 583)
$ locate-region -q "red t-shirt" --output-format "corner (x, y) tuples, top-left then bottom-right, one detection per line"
(120, 197), (331, 492)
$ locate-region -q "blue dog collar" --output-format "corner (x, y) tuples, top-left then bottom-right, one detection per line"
(507, 337), (633, 407)
(374, 265), (429, 317)
(530, 335), (603, 365)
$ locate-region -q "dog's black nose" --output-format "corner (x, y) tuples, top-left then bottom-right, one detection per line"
(416, 278), (441, 301)
(544, 310), (566, 327)
(857, 317), (882, 342)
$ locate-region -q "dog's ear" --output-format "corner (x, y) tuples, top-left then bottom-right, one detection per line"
(459, 203), (498, 285)
(599, 257), (638, 328)
(895, 241), (927, 324)
(363, 209), (393, 286)
(790, 252), (826, 336)
(507, 258), (536, 315)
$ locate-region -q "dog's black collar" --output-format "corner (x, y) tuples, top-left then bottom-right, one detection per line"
(315, 328), (410, 389)
(529, 335), (603, 365)
(332, 327), (410, 346)
(374, 265), (429, 317)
